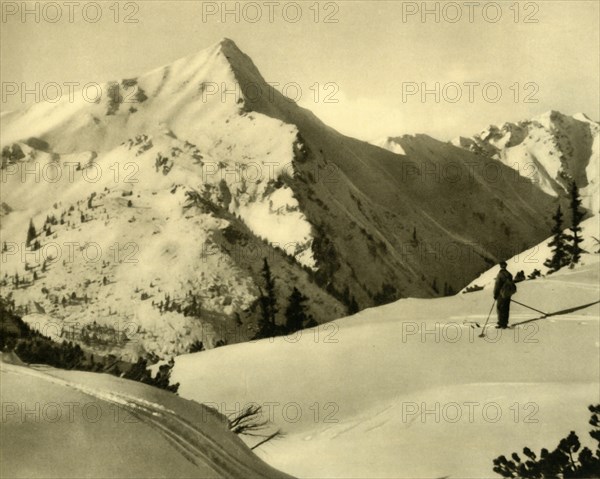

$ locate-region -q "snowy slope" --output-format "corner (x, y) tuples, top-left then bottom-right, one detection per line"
(1, 40), (315, 269)
(0, 129), (345, 359)
(450, 111), (600, 212)
(0, 354), (293, 479)
(463, 215), (600, 292)
(172, 253), (600, 478)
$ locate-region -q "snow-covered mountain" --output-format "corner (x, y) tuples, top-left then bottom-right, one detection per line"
(1, 39), (562, 359)
(450, 111), (600, 212)
(1, 39), (348, 358)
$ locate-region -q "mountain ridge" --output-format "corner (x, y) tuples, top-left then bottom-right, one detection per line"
(0, 38), (569, 358)
(448, 111), (599, 212)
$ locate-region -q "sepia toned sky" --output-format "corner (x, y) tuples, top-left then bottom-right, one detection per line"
(1, 0), (598, 140)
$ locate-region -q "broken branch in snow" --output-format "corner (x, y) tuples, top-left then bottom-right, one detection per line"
(228, 404), (283, 449)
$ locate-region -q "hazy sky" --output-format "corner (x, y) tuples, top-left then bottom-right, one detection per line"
(1, 0), (598, 140)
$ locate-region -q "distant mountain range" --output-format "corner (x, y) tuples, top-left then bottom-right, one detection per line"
(450, 110), (599, 211)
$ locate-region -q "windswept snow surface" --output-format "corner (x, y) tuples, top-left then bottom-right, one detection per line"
(0, 354), (292, 479)
(173, 254), (600, 478)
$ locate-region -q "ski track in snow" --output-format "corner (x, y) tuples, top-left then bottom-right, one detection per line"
(0, 360), (274, 478)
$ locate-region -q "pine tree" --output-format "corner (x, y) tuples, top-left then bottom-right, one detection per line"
(285, 287), (309, 333)
(544, 205), (570, 272)
(432, 278), (439, 294)
(26, 219), (36, 247)
(514, 270), (526, 282)
(566, 182), (585, 265)
(348, 296), (359, 315)
(342, 286), (359, 315)
(443, 282), (455, 296)
(256, 258), (277, 338)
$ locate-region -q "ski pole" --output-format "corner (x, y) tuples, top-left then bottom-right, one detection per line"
(479, 299), (496, 338)
(511, 299), (548, 317)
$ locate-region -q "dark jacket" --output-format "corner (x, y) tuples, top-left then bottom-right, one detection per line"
(494, 268), (513, 300)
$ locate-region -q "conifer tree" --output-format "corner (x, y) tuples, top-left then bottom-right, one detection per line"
(285, 287), (309, 333)
(566, 182), (585, 265)
(256, 258), (277, 338)
(348, 296), (359, 315)
(26, 219), (36, 247)
(544, 205), (570, 272)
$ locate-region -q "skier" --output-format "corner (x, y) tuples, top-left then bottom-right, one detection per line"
(493, 261), (516, 329)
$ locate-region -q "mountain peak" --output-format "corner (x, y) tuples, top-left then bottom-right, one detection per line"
(215, 37), (263, 79)
(151, 37), (248, 81)
(217, 37), (239, 49)
(210, 37), (245, 58)
(535, 109), (564, 120)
